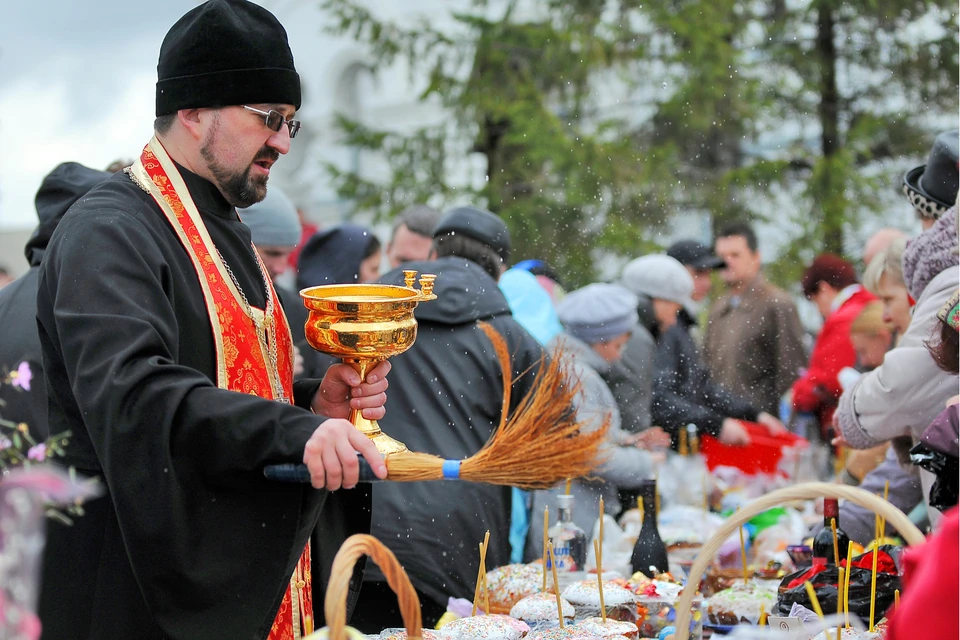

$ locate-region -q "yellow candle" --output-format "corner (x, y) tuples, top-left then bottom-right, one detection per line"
(869, 546), (879, 632)
(895, 588), (900, 609)
(482, 531), (490, 616)
(803, 581), (825, 619)
(831, 518), (840, 566)
(843, 542), (854, 629)
(595, 539), (607, 623)
(837, 566), (845, 640)
(542, 506), (549, 592)
(548, 545), (564, 628)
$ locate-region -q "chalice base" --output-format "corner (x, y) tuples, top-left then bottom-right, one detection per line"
(351, 411), (409, 456)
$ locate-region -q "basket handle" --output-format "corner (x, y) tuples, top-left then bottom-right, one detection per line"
(324, 534), (423, 639)
(672, 482), (925, 640)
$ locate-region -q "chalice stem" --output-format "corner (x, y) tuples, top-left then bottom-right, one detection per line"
(344, 357), (409, 455)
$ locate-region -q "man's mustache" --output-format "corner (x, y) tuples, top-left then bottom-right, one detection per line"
(254, 148), (280, 164)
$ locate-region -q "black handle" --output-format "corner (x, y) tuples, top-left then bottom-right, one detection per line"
(264, 455), (383, 483)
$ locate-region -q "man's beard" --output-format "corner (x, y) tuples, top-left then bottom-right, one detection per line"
(200, 122), (278, 208)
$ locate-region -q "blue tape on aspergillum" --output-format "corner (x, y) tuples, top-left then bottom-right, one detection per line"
(442, 459), (461, 480)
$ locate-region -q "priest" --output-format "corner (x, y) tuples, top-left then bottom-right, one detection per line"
(35, 1), (388, 638)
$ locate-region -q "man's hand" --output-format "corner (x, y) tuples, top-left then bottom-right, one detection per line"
(719, 418), (751, 446)
(312, 361), (391, 419)
(303, 418), (387, 490)
(756, 411), (787, 435)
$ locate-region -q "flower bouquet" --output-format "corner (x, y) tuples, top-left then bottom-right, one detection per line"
(0, 362), (100, 639)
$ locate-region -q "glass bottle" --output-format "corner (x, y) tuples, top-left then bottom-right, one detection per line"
(812, 498), (851, 566)
(548, 493), (588, 572)
(630, 478), (669, 578)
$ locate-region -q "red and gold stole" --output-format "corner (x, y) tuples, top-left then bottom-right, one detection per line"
(129, 137), (313, 638)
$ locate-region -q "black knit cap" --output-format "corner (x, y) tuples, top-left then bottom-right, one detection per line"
(156, 0), (301, 116)
(434, 206), (511, 261)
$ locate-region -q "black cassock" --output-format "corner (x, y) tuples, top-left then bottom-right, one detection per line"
(35, 166), (370, 640)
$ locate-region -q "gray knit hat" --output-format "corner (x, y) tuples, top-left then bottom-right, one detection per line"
(621, 254), (695, 308)
(557, 283), (639, 344)
(239, 187), (301, 247)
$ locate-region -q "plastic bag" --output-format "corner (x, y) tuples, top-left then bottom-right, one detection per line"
(910, 442), (959, 512)
(774, 547), (902, 625)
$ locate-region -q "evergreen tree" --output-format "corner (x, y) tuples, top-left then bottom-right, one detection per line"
(319, 0), (957, 286)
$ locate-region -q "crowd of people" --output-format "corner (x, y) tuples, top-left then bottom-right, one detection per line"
(0, 1), (956, 638)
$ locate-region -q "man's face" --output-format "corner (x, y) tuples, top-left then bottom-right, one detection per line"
(254, 244), (295, 280)
(386, 224), (435, 268)
(715, 235), (761, 288)
(200, 104), (293, 208)
(877, 272), (913, 334)
(687, 266), (713, 302)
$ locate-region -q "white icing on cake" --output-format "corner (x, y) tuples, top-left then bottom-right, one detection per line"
(439, 614), (530, 640)
(510, 592), (576, 621)
(575, 616), (639, 639)
(705, 581), (778, 625)
(561, 580), (635, 607)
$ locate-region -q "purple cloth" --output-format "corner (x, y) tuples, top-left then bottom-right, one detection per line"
(902, 206), (959, 301)
(922, 403), (959, 458)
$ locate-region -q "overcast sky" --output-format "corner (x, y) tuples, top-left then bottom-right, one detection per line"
(0, 1), (208, 229)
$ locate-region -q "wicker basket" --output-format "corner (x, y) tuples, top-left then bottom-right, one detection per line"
(672, 482), (925, 640)
(322, 534), (423, 640)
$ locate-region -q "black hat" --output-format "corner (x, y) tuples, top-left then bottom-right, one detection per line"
(666, 239), (726, 270)
(156, 0), (301, 116)
(903, 130), (959, 220)
(434, 206), (511, 261)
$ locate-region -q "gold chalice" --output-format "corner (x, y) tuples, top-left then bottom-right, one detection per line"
(301, 270), (437, 456)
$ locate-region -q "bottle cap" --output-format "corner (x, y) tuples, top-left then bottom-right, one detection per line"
(557, 493), (574, 510)
(824, 498), (839, 519)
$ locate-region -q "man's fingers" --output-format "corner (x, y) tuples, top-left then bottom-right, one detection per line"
(349, 428), (387, 479)
(364, 360), (392, 384)
(320, 440), (343, 492)
(304, 439), (326, 490)
(336, 436), (361, 489)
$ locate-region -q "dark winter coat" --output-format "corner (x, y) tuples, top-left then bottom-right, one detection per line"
(35, 165), (368, 639)
(0, 162), (110, 439)
(364, 256), (545, 609)
(652, 317), (759, 439)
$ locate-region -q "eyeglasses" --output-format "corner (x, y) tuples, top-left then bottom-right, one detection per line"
(243, 105), (301, 139)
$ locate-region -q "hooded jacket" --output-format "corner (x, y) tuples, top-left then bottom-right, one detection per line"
(0, 162), (109, 438)
(836, 206), (958, 524)
(363, 256), (544, 610)
(296, 224), (377, 289)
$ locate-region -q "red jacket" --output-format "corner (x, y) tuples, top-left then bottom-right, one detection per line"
(792, 286), (875, 427)
(886, 507), (959, 639)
